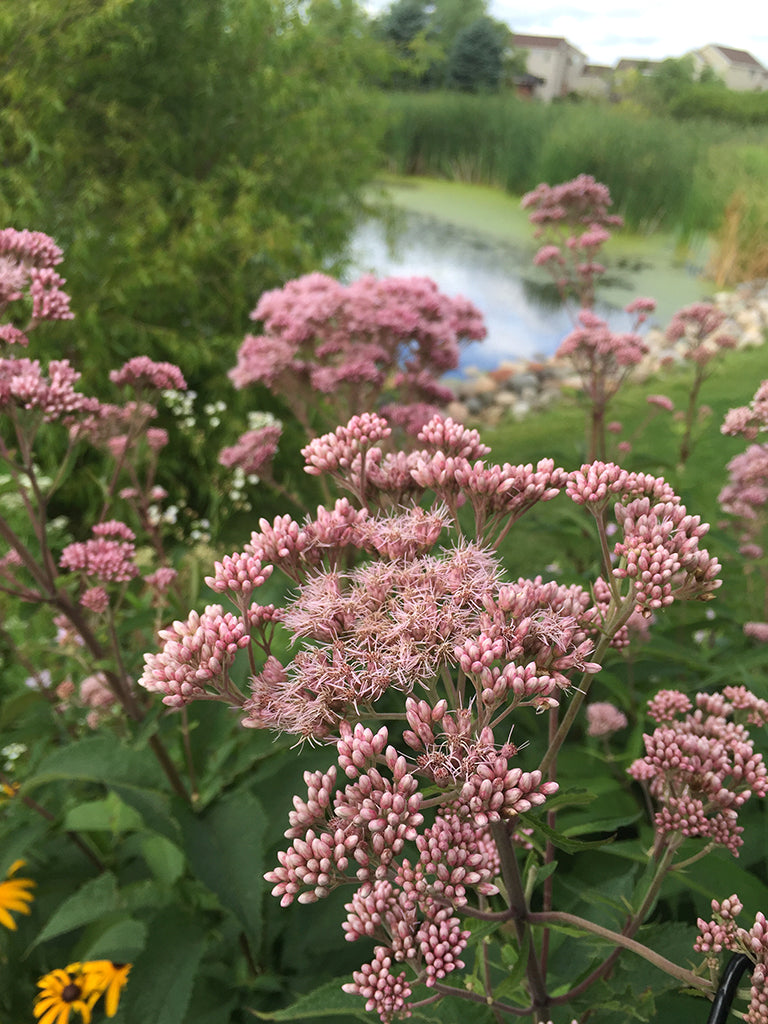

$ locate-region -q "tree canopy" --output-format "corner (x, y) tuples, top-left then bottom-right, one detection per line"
(0, 0), (387, 384)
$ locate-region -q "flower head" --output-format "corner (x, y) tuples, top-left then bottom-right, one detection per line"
(0, 859), (35, 930)
(84, 961), (131, 1018)
(34, 963), (101, 1024)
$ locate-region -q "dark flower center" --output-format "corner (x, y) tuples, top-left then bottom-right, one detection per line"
(61, 982), (81, 1002)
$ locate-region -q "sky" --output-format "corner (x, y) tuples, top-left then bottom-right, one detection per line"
(364, 1), (768, 71)
(491, 1), (768, 69)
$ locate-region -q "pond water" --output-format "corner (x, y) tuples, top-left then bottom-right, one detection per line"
(346, 178), (716, 375)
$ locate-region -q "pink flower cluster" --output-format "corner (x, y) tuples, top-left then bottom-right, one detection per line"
(722, 380), (768, 440)
(219, 423), (282, 477)
(0, 357), (100, 423)
(522, 174), (623, 232)
(629, 687), (768, 854)
(60, 521), (139, 583)
(138, 411), (727, 1019)
(229, 273), (486, 434)
(695, 896), (768, 1023)
(109, 356), (187, 392)
(0, 227), (73, 336)
(719, 382), (768, 624)
(140, 605), (250, 707)
(586, 701), (628, 737)
(557, 308), (649, 380)
(666, 302), (736, 365)
(522, 175), (624, 306)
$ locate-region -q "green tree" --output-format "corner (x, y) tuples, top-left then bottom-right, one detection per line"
(445, 16), (506, 92)
(0, 0), (386, 387)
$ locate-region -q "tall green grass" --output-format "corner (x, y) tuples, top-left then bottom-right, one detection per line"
(375, 91), (768, 241)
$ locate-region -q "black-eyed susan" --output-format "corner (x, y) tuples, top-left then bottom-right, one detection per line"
(84, 960), (132, 1017)
(0, 858), (35, 930)
(33, 963), (101, 1024)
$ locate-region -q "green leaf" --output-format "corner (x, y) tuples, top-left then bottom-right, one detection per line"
(0, 819), (48, 875)
(495, 929), (531, 997)
(26, 735), (163, 792)
(563, 812), (641, 838)
(140, 835), (185, 886)
(519, 812), (616, 853)
(25, 736), (181, 842)
(64, 793), (144, 832)
(249, 978), (369, 1020)
(34, 871), (120, 945)
(124, 909), (207, 1024)
(78, 917), (148, 962)
(180, 788), (266, 942)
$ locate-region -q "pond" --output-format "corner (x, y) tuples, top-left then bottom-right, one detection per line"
(347, 177), (717, 375)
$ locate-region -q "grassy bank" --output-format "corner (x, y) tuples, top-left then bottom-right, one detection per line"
(478, 340), (768, 589)
(373, 91), (768, 279)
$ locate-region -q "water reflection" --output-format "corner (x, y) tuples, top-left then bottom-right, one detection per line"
(347, 208), (708, 375)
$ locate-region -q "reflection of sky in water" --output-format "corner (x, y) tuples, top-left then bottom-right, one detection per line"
(347, 211), (707, 376)
(347, 214), (574, 372)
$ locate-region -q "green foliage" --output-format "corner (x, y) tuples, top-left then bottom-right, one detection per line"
(0, 0), (387, 530)
(0, 0), (385, 382)
(444, 17), (506, 93)
(375, 89), (768, 236)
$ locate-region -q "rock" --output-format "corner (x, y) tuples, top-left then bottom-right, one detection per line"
(439, 280), (768, 429)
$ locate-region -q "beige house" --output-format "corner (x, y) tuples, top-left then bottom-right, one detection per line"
(571, 64), (612, 100)
(511, 34), (587, 101)
(688, 44), (768, 91)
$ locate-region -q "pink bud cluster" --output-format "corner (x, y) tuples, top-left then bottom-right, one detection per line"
(722, 380), (768, 440)
(695, 896), (768, 1023)
(0, 228), (73, 337)
(266, 721), (520, 1022)
(666, 302), (737, 366)
(139, 605), (250, 707)
(566, 463), (721, 614)
(0, 357), (100, 423)
(266, 723), (423, 904)
(557, 308), (648, 377)
(629, 688), (768, 855)
(109, 356), (187, 392)
(219, 423), (282, 477)
(523, 175), (623, 307)
(586, 701), (628, 737)
(229, 272), (486, 435)
(302, 413), (392, 475)
(60, 521), (139, 583)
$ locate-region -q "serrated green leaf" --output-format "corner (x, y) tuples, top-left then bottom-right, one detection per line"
(124, 909), (207, 1024)
(34, 872), (120, 945)
(78, 917), (147, 962)
(25, 737), (180, 840)
(180, 788), (266, 941)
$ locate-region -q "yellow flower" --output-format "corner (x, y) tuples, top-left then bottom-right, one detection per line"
(33, 963), (101, 1024)
(84, 960), (132, 1017)
(0, 858), (35, 930)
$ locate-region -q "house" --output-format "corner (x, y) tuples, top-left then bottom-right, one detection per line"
(510, 34), (587, 101)
(688, 44), (768, 91)
(571, 64), (612, 100)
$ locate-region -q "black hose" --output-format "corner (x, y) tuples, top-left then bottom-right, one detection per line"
(706, 953), (752, 1024)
